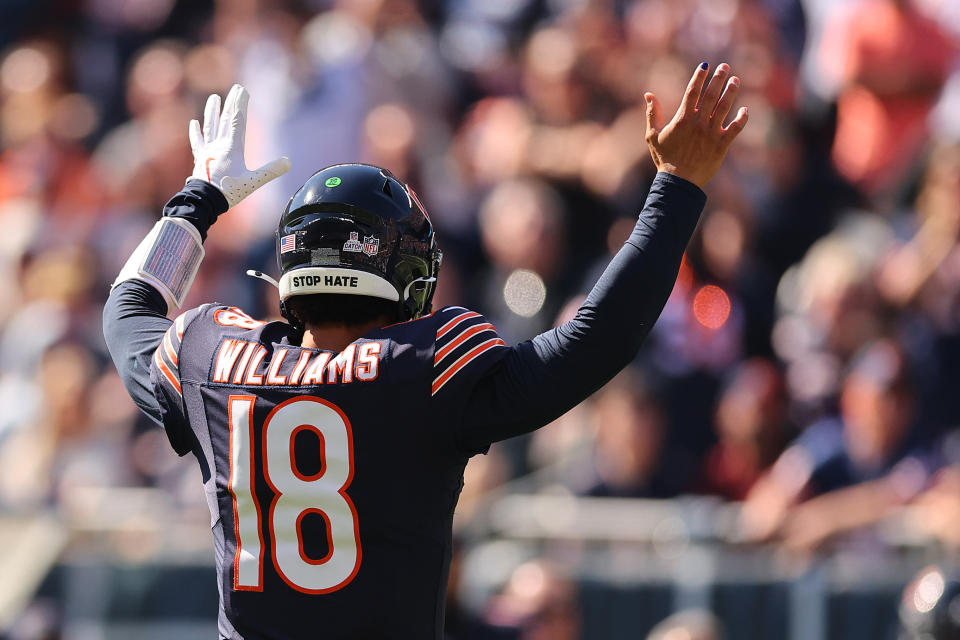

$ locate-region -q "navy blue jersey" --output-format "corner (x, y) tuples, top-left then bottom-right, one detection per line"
(151, 304), (508, 639)
(104, 172), (706, 640)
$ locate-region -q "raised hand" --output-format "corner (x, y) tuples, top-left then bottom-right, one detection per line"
(644, 62), (748, 188)
(189, 84), (291, 208)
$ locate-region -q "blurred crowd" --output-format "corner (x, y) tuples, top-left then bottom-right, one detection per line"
(0, 0), (959, 637)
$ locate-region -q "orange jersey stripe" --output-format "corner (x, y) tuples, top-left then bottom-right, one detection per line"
(432, 337), (506, 395)
(154, 349), (182, 395)
(436, 311), (480, 340)
(434, 323), (496, 364)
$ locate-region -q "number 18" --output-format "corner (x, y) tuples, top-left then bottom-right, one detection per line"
(227, 395), (362, 594)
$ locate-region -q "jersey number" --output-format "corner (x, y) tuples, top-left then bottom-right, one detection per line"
(228, 395), (361, 594)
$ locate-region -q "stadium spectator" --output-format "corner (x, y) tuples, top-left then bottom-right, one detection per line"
(911, 463), (960, 548)
(0, 341), (126, 508)
(575, 370), (687, 498)
(699, 357), (791, 500)
(822, 0), (956, 198)
(481, 560), (580, 640)
(739, 338), (940, 549)
(476, 177), (569, 342)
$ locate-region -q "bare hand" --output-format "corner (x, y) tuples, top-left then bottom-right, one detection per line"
(645, 62), (748, 188)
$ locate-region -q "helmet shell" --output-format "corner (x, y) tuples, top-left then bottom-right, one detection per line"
(276, 164), (440, 319)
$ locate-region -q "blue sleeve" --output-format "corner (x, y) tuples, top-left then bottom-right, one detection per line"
(102, 179), (228, 426)
(456, 172), (706, 454)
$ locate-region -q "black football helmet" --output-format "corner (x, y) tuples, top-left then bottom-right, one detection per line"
(263, 164), (441, 325)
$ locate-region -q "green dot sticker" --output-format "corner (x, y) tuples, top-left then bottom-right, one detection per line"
(325, 177), (342, 187)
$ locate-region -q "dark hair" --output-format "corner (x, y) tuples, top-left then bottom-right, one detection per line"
(284, 294), (402, 328)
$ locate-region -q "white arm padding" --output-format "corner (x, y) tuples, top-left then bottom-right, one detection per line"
(112, 217), (204, 311)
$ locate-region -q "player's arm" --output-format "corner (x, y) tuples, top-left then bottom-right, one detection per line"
(102, 182), (227, 422)
(103, 84), (289, 423)
(455, 63), (748, 453)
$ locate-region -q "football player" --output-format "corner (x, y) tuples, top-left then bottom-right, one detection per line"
(103, 62), (747, 639)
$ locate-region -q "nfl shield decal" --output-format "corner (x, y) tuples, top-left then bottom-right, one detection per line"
(343, 232), (379, 256)
(343, 232), (363, 253)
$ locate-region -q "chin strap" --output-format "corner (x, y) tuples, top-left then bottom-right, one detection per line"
(401, 276), (438, 319)
(246, 269), (279, 288)
(402, 276), (437, 302)
(281, 300), (305, 343)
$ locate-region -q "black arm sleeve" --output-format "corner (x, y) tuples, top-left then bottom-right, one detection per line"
(456, 172), (706, 453)
(102, 279), (170, 425)
(161, 179), (228, 241)
(102, 179), (228, 424)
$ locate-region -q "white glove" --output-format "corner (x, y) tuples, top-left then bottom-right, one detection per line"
(188, 84), (291, 208)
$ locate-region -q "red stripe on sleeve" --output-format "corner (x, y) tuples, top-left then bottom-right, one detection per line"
(434, 323), (496, 364)
(155, 349), (182, 395)
(432, 338), (506, 395)
(436, 311), (480, 340)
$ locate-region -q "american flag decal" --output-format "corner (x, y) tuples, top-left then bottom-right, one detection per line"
(280, 234), (296, 253)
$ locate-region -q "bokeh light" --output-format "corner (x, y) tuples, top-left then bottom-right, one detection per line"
(503, 269), (547, 318)
(1, 46), (51, 94)
(914, 568), (945, 613)
(692, 284), (731, 330)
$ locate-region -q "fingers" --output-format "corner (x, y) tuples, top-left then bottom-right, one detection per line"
(679, 62), (710, 116)
(189, 119), (203, 155)
(698, 63), (730, 116)
(644, 92), (662, 145)
(722, 106), (750, 143)
(235, 85), (250, 118)
(712, 75), (740, 126)
(216, 84), (238, 141)
(233, 85), (250, 148)
(218, 84), (247, 142)
(202, 93), (221, 144)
